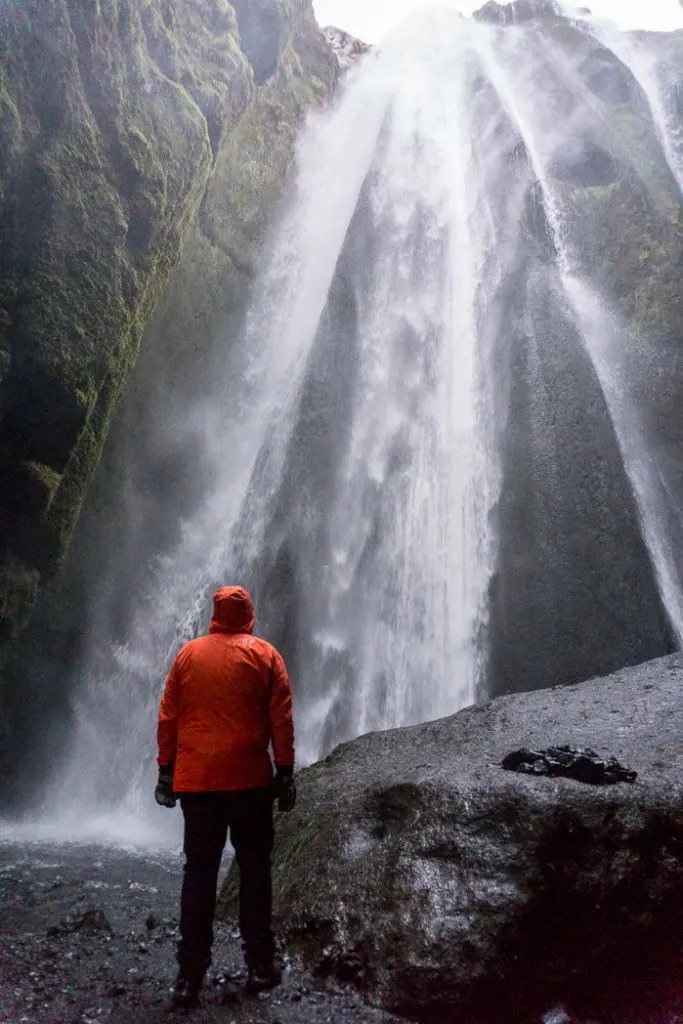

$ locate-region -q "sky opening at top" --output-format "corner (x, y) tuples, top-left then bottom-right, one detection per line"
(312, 0), (683, 42)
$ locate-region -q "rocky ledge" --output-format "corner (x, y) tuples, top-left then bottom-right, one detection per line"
(219, 654), (683, 1023)
(323, 26), (372, 69)
(474, 0), (563, 24)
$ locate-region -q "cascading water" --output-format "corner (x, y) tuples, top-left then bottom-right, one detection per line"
(35, 4), (683, 837)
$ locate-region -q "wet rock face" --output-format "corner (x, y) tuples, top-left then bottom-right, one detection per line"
(323, 27), (371, 69)
(0, 0), (231, 639)
(549, 140), (620, 187)
(0, 0), (336, 644)
(218, 655), (683, 1023)
(232, 0), (286, 84)
(486, 19), (683, 700)
(47, 906), (113, 936)
(584, 58), (642, 105)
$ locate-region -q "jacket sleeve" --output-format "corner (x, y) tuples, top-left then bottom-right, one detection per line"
(269, 649), (295, 768)
(157, 656), (181, 767)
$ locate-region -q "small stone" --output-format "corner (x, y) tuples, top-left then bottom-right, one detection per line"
(104, 984), (127, 997)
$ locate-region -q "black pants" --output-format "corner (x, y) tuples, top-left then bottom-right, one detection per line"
(178, 787), (274, 977)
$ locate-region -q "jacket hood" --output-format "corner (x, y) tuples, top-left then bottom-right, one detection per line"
(210, 586), (255, 635)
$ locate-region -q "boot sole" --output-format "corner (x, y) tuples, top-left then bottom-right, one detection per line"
(168, 992), (201, 1012)
(244, 977), (282, 995)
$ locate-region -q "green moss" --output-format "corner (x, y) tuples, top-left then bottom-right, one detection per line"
(217, 772), (333, 919)
(531, 11), (683, 347)
(0, 62), (22, 151)
(43, 325), (140, 562)
(0, 339), (9, 383)
(26, 461), (63, 501)
(597, 105), (680, 218)
(0, 557), (40, 642)
(148, 16), (338, 390)
(559, 172), (683, 347)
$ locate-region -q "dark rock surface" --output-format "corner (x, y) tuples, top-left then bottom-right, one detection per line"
(1, 0), (236, 638)
(0, 839), (405, 1023)
(484, 15), (683, 699)
(220, 655), (683, 1023)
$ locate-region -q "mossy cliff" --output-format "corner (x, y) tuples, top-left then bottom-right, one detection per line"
(0, 0), (337, 645)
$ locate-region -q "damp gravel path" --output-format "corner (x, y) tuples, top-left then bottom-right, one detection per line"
(0, 840), (407, 1024)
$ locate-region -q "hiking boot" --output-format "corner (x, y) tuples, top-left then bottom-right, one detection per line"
(244, 959), (282, 995)
(168, 970), (202, 1011)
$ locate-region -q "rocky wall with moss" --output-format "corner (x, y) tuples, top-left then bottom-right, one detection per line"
(0, 0), (336, 641)
(0, 0), (338, 790)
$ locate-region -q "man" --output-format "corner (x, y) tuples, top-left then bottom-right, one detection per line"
(154, 585), (296, 1010)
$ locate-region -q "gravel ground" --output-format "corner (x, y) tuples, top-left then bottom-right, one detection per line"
(0, 840), (407, 1024)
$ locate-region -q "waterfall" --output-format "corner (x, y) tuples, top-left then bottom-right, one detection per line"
(40, 6), (683, 835)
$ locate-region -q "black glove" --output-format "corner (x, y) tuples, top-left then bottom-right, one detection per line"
(272, 765), (296, 813)
(154, 764), (176, 809)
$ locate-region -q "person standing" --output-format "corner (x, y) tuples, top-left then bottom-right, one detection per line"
(154, 585), (296, 1009)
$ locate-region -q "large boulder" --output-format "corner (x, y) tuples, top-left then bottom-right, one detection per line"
(219, 655), (683, 1023)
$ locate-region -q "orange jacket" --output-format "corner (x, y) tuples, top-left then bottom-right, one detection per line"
(157, 586), (294, 792)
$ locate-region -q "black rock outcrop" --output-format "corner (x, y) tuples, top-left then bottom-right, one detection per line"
(219, 654), (683, 1023)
